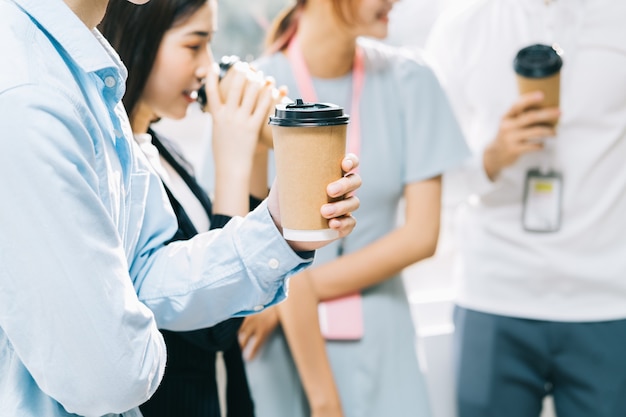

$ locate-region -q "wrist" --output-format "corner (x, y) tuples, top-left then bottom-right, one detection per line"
(483, 143), (502, 182)
(214, 166), (253, 187)
(309, 396), (342, 414)
(213, 173), (251, 217)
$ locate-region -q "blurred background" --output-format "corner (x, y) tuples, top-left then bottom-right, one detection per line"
(209, 0), (448, 60)
(152, 1), (556, 416)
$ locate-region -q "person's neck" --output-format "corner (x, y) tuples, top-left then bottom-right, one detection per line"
(295, 13), (357, 78)
(64, 0), (108, 29)
(131, 103), (154, 135)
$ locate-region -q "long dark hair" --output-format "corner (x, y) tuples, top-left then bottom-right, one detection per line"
(265, 0), (358, 55)
(98, 0), (207, 119)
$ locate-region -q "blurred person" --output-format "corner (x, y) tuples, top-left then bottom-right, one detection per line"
(100, 0), (280, 415)
(0, 0), (362, 415)
(426, 1), (626, 416)
(237, 0), (470, 416)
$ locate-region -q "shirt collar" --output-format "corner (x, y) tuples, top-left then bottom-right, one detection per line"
(11, 0), (125, 77)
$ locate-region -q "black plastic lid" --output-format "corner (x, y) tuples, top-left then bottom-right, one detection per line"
(513, 44), (563, 78)
(269, 99), (350, 127)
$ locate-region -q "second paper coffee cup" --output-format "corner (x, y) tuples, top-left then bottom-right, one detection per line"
(513, 44), (563, 117)
(270, 99), (349, 241)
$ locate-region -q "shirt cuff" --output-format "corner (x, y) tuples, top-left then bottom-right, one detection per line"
(231, 200), (314, 315)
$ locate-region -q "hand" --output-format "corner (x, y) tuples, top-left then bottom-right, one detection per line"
(259, 84), (290, 148)
(267, 154), (362, 252)
(483, 91), (560, 180)
(204, 65), (275, 176)
(238, 307), (280, 361)
(204, 65), (275, 215)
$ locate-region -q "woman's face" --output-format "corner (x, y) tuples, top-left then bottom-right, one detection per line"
(139, 0), (216, 121)
(348, 0), (397, 39)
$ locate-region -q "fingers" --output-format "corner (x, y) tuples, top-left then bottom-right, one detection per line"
(238, 318), (259, 360)
(203, 70), (221, 114)
(517, 141), (545, 153)
(515, 108), (560, 133)
(327, 172), (362, 200)
(238, 318), (253, 349)
(238, 311), (278, 361)
(321, 194), (360, 219)
(488, 94), (560, 178)
(241, 335), (258, 361)
(278, 85), (289, 96)
(249, 79), (275, 126)
(238, 325), (257, 361)
(513, 124), (556, 144)
(239, 72), (263, 115)
(505, 91), (545, 118)
(341, 153), (359, 174)
(223, 64), (249, 108)
(321, 159), (361, 231)
(328, 212), (357, 237)
(505, 92), (561, 131)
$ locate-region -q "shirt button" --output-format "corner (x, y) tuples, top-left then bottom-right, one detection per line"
(253, 305), (264, 312)
(113, 129), (122, 137)
(104, 76), (117, 88)
(268, 258), (280, 269)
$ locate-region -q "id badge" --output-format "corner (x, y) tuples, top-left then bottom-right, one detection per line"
(318, 293), (363, 341)
(522, 169), (562, 233)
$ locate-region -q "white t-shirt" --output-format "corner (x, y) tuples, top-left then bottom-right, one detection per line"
(426, 0), (626, 321)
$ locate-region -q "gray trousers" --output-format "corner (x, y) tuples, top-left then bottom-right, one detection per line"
(454, 306), (626, 417)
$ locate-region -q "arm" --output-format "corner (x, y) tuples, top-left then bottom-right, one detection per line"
(239, 178), (441, 414)
(239, 296), (344, 417)
(172, 154), (268, 351)
(276, 271), (344, 417)
(133, 68), (359, 332)
(204, 68), (272, 217)
(274, 179), (442, 416)
(310, 177), (442, 300)
(249, 144), (270, 201)
(239, 177), (441, 344)
(425, 21), (559, 187)
(0, 86), (166, 415)
(157, 164), (265, 351)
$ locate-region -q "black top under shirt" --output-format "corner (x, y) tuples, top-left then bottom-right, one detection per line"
(139, 128), (256, 417)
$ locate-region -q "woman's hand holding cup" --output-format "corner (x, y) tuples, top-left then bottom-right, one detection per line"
(267, 153), (361, 253)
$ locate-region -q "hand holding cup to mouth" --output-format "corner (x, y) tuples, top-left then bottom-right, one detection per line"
(198, 56), (292, 148)
(198, 56), (280, 219)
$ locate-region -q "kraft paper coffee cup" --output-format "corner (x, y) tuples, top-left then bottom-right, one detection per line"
(513, 44), (563, 125)
(198, 56), (286, 148)
(270, 99), (349, 241)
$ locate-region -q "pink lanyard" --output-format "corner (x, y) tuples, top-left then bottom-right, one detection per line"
(286, 36), (365, 171)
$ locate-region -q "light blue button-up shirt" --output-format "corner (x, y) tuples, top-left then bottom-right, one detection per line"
(0, 0), (310, 415)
